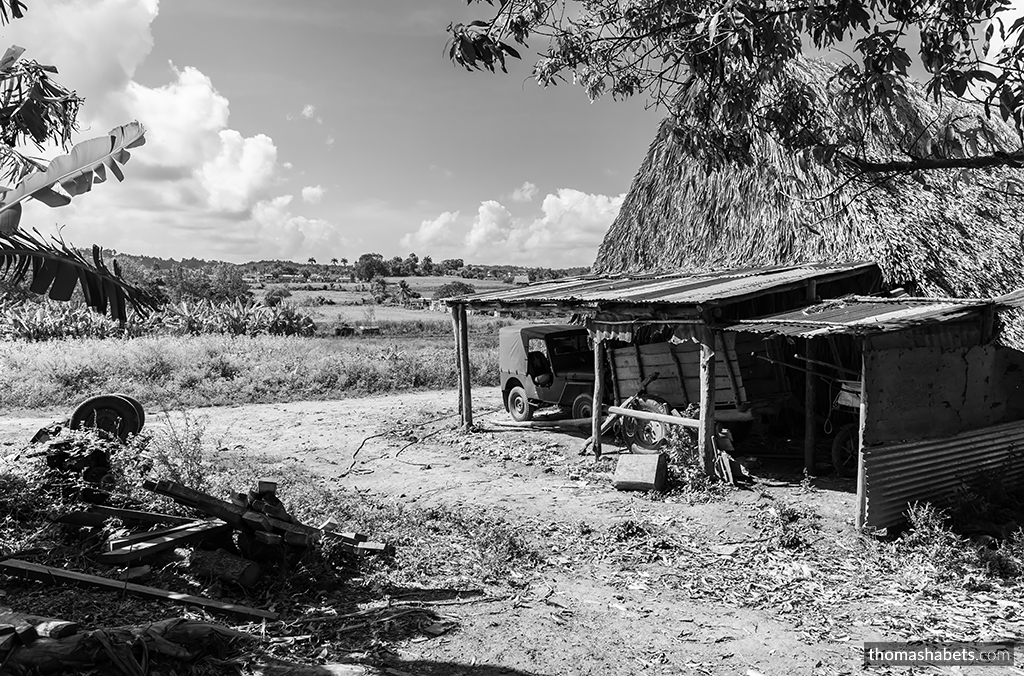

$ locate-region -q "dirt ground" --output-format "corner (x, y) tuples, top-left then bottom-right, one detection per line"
(0, 390), (1008, 676)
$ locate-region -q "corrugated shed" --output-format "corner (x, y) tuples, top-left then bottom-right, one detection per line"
(723, 297), (986, 337)
(862, 420), (1024, 529)
(451, 262), (876, 308)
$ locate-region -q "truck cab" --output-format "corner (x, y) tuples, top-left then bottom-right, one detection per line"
(499, 324), (595, 421)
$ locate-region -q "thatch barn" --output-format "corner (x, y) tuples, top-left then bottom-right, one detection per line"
(593, 59), (1024, 317)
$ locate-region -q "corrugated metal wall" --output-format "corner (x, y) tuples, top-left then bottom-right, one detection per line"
(862, 420), (1024, 529)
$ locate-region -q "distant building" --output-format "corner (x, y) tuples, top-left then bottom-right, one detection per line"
(512, 275), (530, 286)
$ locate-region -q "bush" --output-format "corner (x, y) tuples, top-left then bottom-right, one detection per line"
(263, 287), (292, 307)
(434, 281), (476, 299)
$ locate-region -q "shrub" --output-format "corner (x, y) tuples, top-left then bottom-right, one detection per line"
(264, 287), (292, 307)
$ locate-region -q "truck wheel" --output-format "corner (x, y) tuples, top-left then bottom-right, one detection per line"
(571, 394), (594, 420)
(831, 424), (858, 478)
(507, 386), (532, 422)
(622, 397), (670, 453)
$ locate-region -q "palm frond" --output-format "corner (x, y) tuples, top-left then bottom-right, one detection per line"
(0, 57), (81, 150)
(0, 229), (161, 321)
(0, 1), (25, 25)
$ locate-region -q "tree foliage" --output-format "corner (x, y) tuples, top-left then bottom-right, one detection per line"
(450, 0), (1024, 174)
(0, 1), (155, 319)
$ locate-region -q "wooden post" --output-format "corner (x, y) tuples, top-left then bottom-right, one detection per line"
(698, 328), (717, 478)
(458, 304), (473, 430)
(450, 305), (464, 424)
(804, 338), (816, 475)
(592, 338), (605, 458)
(855, 350), (868, 530)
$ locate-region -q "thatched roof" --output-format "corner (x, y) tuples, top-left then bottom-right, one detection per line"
(593, 59), (1024, 305)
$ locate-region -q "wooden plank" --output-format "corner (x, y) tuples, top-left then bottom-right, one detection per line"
(0, 559), (278, 621)
(98, 521), (229, 564)
(606, 348), (621, 405)
(87, 506), (195, 526)
(592, 340), (605, 457)
(669, 344), (690, 403)
(106, 521), (205, 551)
(699, 328), (717, 478)
(458, 304), (473, 430)
(55, 513), (107, 528)
(633, 344), (644, 382)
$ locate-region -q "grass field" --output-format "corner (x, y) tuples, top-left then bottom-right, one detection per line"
(0, 333), (500, 412)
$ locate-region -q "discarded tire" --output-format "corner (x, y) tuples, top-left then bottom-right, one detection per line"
(621, 396), (671, 453)
(70, 394), (143, 441)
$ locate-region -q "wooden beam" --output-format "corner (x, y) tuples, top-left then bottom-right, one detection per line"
(106, 522), (206, 551)
(606, 348), (621, 405)
(591, 339), (605, 458)
(0, 559), (278, 621)
(98, 521), (229, 565)
(458, 304), (473, 430)
(87, 506), (195, 526)
(804, 338), (816, 475)
(698, 328), (717, 478)
(855, 352), (868, 530)
(451, 305), (464, 422)
(608, 406), (700, 429)
(668, 344), (690, 403)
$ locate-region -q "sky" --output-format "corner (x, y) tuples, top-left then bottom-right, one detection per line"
(1, 0), (663, 268)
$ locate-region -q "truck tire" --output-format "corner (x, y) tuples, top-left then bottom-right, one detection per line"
(621, 396), (670, 453)
(507, 386), (532, 422)
(571, 394), (594, 420)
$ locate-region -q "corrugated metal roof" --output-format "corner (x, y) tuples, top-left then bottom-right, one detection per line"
(862, 420), (1024, 529)
(723, 297), (986, 337)
(452, 262), (877, 308)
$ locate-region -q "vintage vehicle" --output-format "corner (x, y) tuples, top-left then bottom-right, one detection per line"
(499, 324), (597, 422)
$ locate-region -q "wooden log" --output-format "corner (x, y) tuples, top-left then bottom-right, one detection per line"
(0, 559), (278, 621)
(98, 521), (229, 565)
(458, 304), (473, 430)
(188, 549), (262, 587)
(607, 406), (700, 428)
(255, 531), (283, 546)
(253, 659), (375, 675)
(613, 454), (667, 492)
(591, 339), (605, 458)
(490, 417), (593, 429)
(0, 609), (79, 639)
(450, 305), (464, 424)
(257, 478), (278, 496)
(86, 505), (194, 526)
(855, 356), (868, 530)
(804, 338), (816, 475)
(698, 328), (717, 478)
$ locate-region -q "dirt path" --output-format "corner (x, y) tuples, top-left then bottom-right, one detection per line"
(0, 390), (877, 675)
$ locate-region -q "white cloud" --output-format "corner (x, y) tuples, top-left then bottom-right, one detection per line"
(511, 181), (538, 202)
(400, 211), (460, 249)
(325, 135), (336, 147)
(465, 201), (514, 252)
(301, 185), (325, 204)
(464, 190), (624, 266)
(0, 0), (342, 261)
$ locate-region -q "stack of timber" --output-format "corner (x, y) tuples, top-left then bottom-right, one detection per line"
(143, 478), (392, 557)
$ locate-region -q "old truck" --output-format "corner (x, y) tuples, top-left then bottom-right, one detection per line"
(499, 324), (597, 422)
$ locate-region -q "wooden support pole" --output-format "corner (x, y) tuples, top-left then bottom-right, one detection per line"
(450, 305), (464, 423)
(855, 351), (869, 530)
(608, 406), (700, 429)
(458, 304), (473, 430)
(804, 338), (816, 475)
(698, 328), (717, 478)
(591, 338), (605, 458)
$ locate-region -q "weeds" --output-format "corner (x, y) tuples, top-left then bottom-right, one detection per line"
(0, 335), (499, 411)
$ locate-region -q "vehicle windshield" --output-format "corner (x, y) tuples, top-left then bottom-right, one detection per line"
(547, 333), (592, 373)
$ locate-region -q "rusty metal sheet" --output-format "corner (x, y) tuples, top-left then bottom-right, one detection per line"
(452, 262), (876, 307)
(723, 299), (983, 337)
(862, 420), (1024, 529)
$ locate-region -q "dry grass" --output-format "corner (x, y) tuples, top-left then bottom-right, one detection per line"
(594, 58), (1024, 307)
(0, 334), (499, 412)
